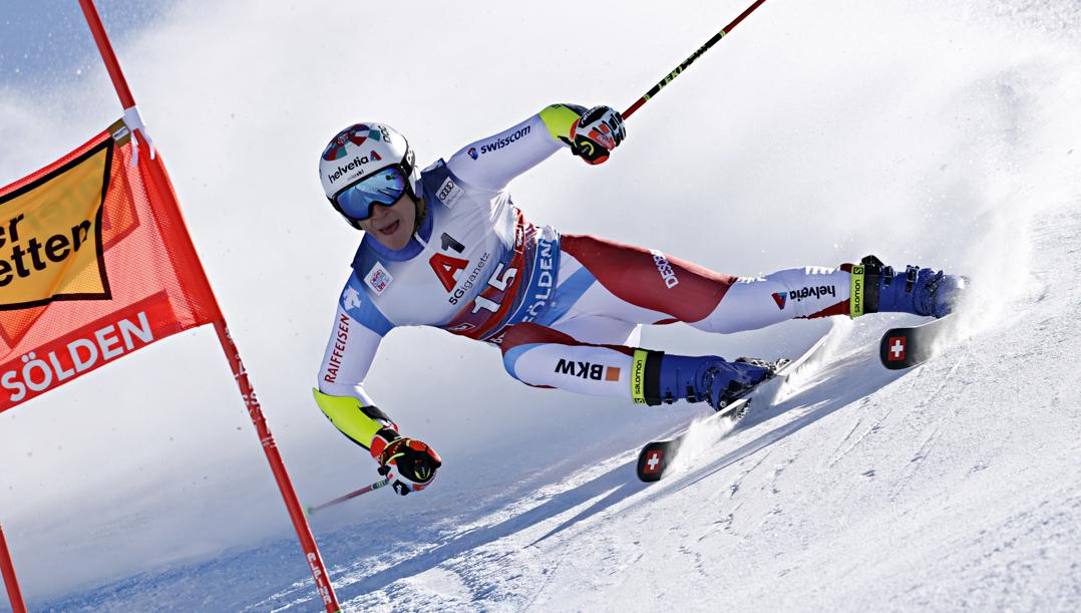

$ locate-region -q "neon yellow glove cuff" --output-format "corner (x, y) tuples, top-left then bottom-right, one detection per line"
(312, 388), (387, 450)
(539, 104), (582, 142)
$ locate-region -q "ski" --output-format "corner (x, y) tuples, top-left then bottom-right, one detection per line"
(636, 334), (829, 482)
(879, 314), (956, 370)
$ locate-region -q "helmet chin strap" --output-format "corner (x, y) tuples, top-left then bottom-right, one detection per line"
(411, 194), (427, 236)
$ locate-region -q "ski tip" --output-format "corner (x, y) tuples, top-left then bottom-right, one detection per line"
(878, 316), (954, 369)
(637, 441), (671, 482)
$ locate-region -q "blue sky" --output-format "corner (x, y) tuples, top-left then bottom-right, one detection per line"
(0, 1), (172, 89)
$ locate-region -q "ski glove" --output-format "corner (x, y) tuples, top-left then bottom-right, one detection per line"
(371, 434), (443, 496)
(563, 105), (626, 165)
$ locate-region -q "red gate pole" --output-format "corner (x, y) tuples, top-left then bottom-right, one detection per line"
(0, 523), (27, 613)
(210, 321), (340, 610)
(76, 0), (135, 108)
(76, 1), (341, 610)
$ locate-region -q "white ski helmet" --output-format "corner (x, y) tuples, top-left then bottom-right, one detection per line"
(319, 122), (420, 229)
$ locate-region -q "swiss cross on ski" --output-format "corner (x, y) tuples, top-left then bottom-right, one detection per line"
(637, 442), (673, 482)
(887, 336), (906, 361)
(644, 450), (663, 474)
(878, 315), (958, 370)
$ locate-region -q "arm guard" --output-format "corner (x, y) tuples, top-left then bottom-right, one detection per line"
(538, 103), (586, 143)
(312, 389), (399, 451)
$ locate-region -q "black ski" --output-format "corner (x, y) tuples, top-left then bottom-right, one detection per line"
(636, 335), (829, 482)
(636, 399), (749, 482)
(879, 314), (956, 370)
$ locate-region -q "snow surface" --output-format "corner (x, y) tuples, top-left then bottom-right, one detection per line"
(2, 0), (1080, 611)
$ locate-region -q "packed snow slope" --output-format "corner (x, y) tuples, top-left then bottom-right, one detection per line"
(1, 0), (1079, 611)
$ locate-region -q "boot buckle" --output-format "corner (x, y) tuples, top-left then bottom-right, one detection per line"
(905, 265), (918, 293)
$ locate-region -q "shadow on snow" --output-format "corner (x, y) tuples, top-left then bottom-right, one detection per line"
(332, 343), (911, 605)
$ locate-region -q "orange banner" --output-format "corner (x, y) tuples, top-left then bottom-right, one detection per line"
(0, 122), (220, 411)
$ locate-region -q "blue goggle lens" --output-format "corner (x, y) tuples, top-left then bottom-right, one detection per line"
(334, 166), (408, 221)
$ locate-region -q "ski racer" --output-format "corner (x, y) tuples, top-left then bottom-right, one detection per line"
(312, 105), (965, 495)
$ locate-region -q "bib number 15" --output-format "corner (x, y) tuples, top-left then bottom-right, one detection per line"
(473, 263), (517, 313)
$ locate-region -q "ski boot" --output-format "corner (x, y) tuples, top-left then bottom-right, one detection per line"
(710, 357), (790, 409)
(645, 352), (781, 410)
(848, 255), (966, 319)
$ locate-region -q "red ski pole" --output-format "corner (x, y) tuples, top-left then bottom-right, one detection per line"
(623, 0), (770, 119)
(306, 477), (394, 516)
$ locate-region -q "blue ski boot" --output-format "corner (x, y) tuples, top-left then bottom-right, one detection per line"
(641, 352), (777, 410)
(850, 255), (966, 319)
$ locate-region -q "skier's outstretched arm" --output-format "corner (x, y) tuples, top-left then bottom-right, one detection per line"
(445, 104), (626, 191)
(313, 282), (442, 496)
(313, 305), (395, 448)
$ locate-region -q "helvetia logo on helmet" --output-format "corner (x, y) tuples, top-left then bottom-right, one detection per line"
(325, 150), (383, 185)
(772, 292), (787, 309)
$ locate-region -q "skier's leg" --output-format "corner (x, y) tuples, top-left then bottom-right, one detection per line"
(498, 321), (637, 400)
(557, 234), (740, 327)
(692, 259), (966, 331)
(498, 321), (772, 408)
(558, 235), (962, 332)
(508, 236), (797, 406)
(504, 238), (962, 407)
(691, 267), (850, 333)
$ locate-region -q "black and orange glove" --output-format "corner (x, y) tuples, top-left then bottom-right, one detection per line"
(370, 431), (443, 496)
(563, 105), (626, 165)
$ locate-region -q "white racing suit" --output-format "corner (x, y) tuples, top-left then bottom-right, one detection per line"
(315, 105), (854, 448)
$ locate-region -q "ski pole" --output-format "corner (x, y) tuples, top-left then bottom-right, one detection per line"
(306, 476), (393, 516)
(622, 0), (770, 119)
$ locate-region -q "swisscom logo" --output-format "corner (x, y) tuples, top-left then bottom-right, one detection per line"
(477, 125), (531, 156)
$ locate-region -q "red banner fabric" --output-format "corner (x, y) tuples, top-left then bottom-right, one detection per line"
(0, 122), (220, 412)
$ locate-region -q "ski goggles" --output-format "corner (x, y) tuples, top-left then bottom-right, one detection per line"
(331, 165), (409, 222)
